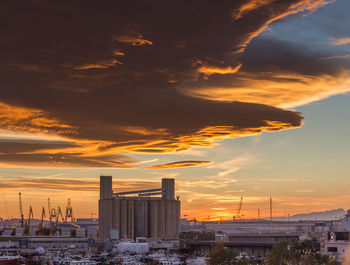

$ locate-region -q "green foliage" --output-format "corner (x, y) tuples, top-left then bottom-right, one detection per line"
(264, 240), (337, 265)
(206, 243), (256, 265)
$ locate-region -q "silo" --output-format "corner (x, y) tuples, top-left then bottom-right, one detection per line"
(134, 199), (148, 237)
(164, 200), (176, 239)
(158, 200), (165, 239)
(112, 199), (120, 239)
(127, 199), (134, 239)
(98, 199), (113, 240)
(120, 199), (128, 239)
(175, 200), (180, 239)
(148, 200), (158, 238)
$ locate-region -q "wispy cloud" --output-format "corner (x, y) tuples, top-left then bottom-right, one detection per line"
(207, 154), (256, 178)
(147, 160), (211, 169)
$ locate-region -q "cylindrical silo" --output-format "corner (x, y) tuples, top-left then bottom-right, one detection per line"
(127, 199), (134, 239)
(120, 199), (127, 239)
(98, 199), (113, 240)
(112, 199), (120, 239)
(148, 200), (158, 238)
(175, 200), (180, 239)
(134, 199), (148, 238)
(165, 200), (177, 239)
(158, 200), (165, 239)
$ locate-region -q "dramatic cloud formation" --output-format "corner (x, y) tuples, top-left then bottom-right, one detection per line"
(0, 0), (341, 167)
(147, 160), (211, 170)
(182, 38), (350, 108)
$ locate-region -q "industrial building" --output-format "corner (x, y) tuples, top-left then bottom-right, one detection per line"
(99, 176), (180, 241)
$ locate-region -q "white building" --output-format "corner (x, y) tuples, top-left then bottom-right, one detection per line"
(322, 210), (350, 263)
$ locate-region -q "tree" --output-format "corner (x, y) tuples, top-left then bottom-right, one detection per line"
(265, 240), (337, 265)
(206, 243), (256, 265)
(207, 243), (235, 265)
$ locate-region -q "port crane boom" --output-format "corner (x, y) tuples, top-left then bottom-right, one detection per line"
(236, 196), (243, 221)
(18, 192), (24, 228)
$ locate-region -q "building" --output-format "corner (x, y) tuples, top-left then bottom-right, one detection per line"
(321, 210), (350, 263)
(99, 176), (180, 241)
(181, 233), (299, 259)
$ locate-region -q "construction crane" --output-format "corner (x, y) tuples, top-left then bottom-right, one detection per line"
(50, 208), (56, 224)
(48, 198), (51, 222)
(18, 192), (24, 228)
(65, 198), (73, 223)
(37, 206), (50, 236)
(187, 218), (197, 225)
(24, 206), (34, 235)
(39, 206), (46, 230)
(50, 206), (63, 236)
(235, 196), (243, 222)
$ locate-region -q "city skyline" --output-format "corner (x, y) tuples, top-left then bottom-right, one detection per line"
(1, 0), (350, 221)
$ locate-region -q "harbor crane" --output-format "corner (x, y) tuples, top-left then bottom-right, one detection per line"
(39, 206), (46, 230)
(24, 206), (34, 235)
(50, 206), (63, 236)
(48, 198), (51, 222)
(18, 192), (24, 228)
(37, 206), (50, 236)
(65, 198), (74, 223)
(233, 196), (243, 222)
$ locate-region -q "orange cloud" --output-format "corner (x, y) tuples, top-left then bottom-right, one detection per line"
(330, 37), (350, 45)
(73, 58), (122, 70)
(114, 33), (153, 46)
(233, 0), (277, 20)
(0, 102), (75, 135)
(183, 71), (350, 109)
(147, 160), (212, 169)
(235, 0), (332, 52)
(0, 177), (159, 192)
(198, 64), (242, 76)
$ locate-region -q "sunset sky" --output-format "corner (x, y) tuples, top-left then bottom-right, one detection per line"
(1, 0), (350, 221)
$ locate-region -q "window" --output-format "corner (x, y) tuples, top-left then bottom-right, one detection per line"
(327, 247), (338, 252)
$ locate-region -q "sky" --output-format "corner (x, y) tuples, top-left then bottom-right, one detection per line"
(0, 0), (350, 221)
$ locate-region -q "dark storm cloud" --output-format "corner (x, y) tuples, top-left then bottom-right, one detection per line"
(0, 0), (335, 167)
